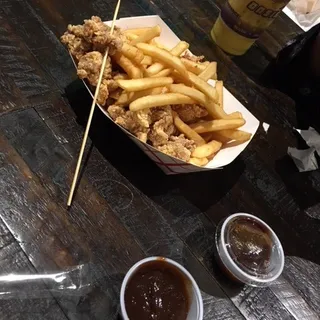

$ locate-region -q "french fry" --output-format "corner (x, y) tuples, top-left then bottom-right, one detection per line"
(189, 157), (209, 166)
(116, 91), (134, 105)
(191, 140), (222, 158)
(198, 62), (217, 81)
(168, 84), (206, 103)
(147, 62), (168, 76)
(169, 84), (237, 120)
(190, 119), (246, 133)
(125, 33), (138, 41)
(206, 100), (244, 120)
(120, 43), (144, 65)
(116, 87), (167, 105)
(112, 53), (143, 79)
(226, 111), (243, 119)
(151, 68), (172, 78)
(181, 58), (207, 75)
(130, 93), (195, 111)
(210, 132), (231, 144)
(171, 70), (191, 85)
(214, 129), (252, 142)
(214, 81), (243, 119)
(124, 27), (152, 36)
(171, 41), (189, 56)
(137, 43), (189, 79)
(141, 55), (153, 65)
(149, 39), (171, 51)
(173, 113), (206, 146)
(215, 80), (223, 108)
(146, 41), (190, 76)
(131, 25), (161, 45)
(117, 77), (173, 92)
(188, 72), (218, 102)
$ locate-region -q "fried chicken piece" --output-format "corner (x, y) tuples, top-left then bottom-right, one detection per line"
(107, 105), (126, 119)
(172, 104), (208, 123)
(60, 32), (92, 60)
(148, 106), (176, 147)
(135, 109), (151, 129)
(94, 79), (119, 105)
(109, 88), (123, 100)
(83, 16), (124, 54)
(181, 51), (205, 63)
(106, 79), (118, 92)
(99, 79), (119, 105)
(61, 16), (125, 60)
(150, 105), (171, 123)
(67, 24), (85, 38)
(107, 105), (150, 143)
(77, 51), (120, 105)
(170, 134), (196, 151)
(77, 51), (112, 85)
(157, 135), (196, 162)
(96, 79), (109, 106)
(77, 51), (115, 105)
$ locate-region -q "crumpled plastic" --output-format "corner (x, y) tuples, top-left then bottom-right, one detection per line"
(0, 264), (92, 299)
(287, 0), (320, 28)
(288, 127), (320, 172)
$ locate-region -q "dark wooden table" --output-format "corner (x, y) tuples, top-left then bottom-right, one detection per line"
(0, 0), (320, 319)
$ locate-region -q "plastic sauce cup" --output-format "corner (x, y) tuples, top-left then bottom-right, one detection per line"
(215, 213), (284, 287)
(120, 256), (203, 320)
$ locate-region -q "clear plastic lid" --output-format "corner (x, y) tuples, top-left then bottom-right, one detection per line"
(215, 213), (284, 286)
(225, 216), (281, 279)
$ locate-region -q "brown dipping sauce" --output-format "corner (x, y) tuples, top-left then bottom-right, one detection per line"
(124, 259), (190, 320)
(226, 217), (273, 275)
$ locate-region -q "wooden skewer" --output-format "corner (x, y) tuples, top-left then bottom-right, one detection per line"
(67, 0), (121, 207)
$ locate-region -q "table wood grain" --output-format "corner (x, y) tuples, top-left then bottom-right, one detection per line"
(0, 0), (319, 319)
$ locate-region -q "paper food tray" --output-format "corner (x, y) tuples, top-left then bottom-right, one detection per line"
(70, 15), (259, 175)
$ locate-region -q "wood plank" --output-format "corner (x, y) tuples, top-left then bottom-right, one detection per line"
(260, 13), (304, 58)
(270, 276), (319, 320)
(0, 108), (245, 320)
(0, 13), (61, 114)
(0, 218), (68, 320)
(0, 111), (145, 272)
(0, 128), (147, 319)
(283, 257), (320, 316)
(0, 0), (74, 92)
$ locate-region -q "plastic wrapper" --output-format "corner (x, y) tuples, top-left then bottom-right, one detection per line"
(287, 0), (320, 28)
(0, 264), (92, 299)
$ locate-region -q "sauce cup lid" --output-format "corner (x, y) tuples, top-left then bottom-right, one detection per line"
(215, 213), (285, 286)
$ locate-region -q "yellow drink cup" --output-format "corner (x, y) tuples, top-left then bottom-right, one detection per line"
(211, 0), (291, 55)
